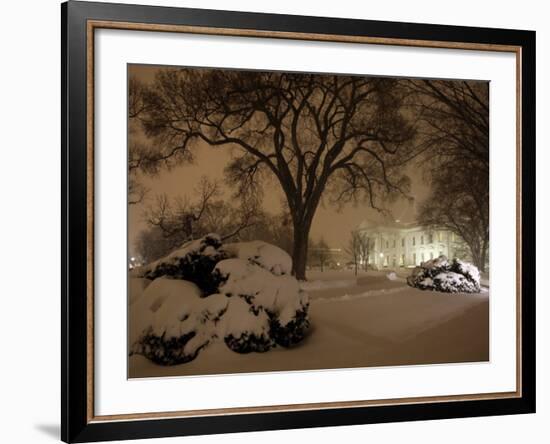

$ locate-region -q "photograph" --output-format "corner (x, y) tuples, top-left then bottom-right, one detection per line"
(56, 1), (537, 441)
(127, 64), (490, 379)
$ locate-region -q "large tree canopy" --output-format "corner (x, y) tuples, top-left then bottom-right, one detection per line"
(410, 79), (489, 271)
(136, 68), (417, 279)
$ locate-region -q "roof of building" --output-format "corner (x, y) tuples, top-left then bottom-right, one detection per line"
(357, 218), (421, 232)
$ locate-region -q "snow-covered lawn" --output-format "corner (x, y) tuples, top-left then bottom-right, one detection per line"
(302, 270), (406, 300)
(129, 269), (489, 378)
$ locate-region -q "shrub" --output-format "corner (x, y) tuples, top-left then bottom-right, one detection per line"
(214, 258), (310, 350)
(129, 278), (228, 365)
(407, 255), (481, 293)
(134, 234), (227, 295)
(130, 235), (310, 365)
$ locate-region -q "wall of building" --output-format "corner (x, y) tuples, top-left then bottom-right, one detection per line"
(361, 226), (464, 268)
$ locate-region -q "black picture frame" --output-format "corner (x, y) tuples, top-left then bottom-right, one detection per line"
(61, 1), (536, 442)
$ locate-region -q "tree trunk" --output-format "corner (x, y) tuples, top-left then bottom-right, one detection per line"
(291, 225), (310, 280)
(288, 190), (322, 280)
(471, 250), (481, 273)
(470, 243), (486, 274)
(479, 239), (488, 273)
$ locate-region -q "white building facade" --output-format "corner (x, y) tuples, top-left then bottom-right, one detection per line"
(357, 220), (466, 269)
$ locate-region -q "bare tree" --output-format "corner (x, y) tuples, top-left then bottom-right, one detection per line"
(136, 69), (417, 279)
(345, 231), (362, 276)
(357, 232), (374, 271)
(419, 166), (489, 271)
(129, 76), (151, 119)
(128, 173), (148, 205)
(236, 210), (294, 255)
(145, 177), (261, 246)
(128, 78), (149, 205)
(345, 230), (374, 275)
(128, 76), (196, 205)
(409, 79), (489, 271)
(135, 226), (178, 263)
(310, 238), (332, 273)
(407, 79), (489, 175)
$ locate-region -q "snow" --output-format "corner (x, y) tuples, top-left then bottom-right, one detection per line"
(130, 277), (229, 362)
(147, 279), (205, 338)
(215, 258), (307, 326)
(432, 272), (470, 293)
(454, 260), (481, 284)
(129, 274), (489, 378)
(302, 271), (405, 302)
(420, 277), (434, 287)
(163, 233), (223, 263)
(300, 278), (357, 291)
(223, 240), (292, 275)
(131, 233), (225, 282)
(221, 296), (271, 338)
(128, 277), (203, 347)
(407, 256), (481, 293)
(421, 255), (449, 270)
(128, 277), (151, 305)
(131, 278), (198, 336)
(129, 236), (309, 364)
(128, 237), (488, 376)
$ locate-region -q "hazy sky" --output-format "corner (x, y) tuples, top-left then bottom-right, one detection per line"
(128, 65), (430, 254)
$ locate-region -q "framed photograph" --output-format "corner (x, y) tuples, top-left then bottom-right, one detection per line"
(62, 1), (535, 442)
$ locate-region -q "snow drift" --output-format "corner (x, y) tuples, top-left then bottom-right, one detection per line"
(406, 255), (481, 293)
(130, 235), (309, 365)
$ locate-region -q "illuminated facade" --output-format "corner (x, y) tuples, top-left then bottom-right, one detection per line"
(357, 220), (466, 268)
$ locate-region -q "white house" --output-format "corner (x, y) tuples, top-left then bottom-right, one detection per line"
(356, 219), (466, 268)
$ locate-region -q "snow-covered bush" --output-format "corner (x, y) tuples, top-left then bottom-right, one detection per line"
(223, 241), (292, 276)
(130, 235), (310, 364)
(213, 258), (309, 352)
(221, 296), (274, 353)
(132, 234), (227, 295)
(130, 278), (229, 365)
(128, 277), (151, 305)
(269, 304), (309, 348)
(406, 255), (481, 293)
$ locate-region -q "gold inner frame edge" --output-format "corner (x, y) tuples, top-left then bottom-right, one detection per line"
(85, 19), (523, 423)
